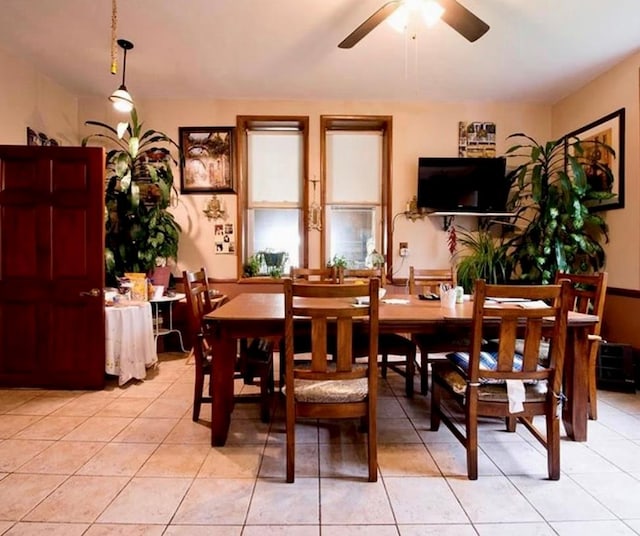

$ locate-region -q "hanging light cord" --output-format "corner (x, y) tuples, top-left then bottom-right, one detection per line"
(111, 0), (118, 75)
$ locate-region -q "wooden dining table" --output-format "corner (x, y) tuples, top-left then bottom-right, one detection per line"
(203, 292), (598, 446)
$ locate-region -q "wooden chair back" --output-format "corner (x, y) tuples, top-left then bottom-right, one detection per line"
(290, 266), (340, 283)
(554, 272), (607, 337)
(469, 280), (570, 395)
(554, 271), (608, 419)
(284, 277), (380, 482)
(340, 267), (387, 287)
(408, 266), (456, 295)
(182, 268), (213, 343)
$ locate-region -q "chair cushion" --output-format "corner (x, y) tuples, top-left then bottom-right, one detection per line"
(514, 338), (550, 363)
(436, 361), (548, 401)
(292, 363), (369, 403)
(446, 346), (542, 387)
(447, 349), (526, 374)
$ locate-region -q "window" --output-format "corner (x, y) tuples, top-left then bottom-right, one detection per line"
(321, 116), (392, 269)
(236, 117), (309, 277)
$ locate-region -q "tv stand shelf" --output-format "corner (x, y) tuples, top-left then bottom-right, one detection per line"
(427, 211), (515, 230)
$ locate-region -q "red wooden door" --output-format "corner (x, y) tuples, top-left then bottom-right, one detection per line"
(0, 145), (106, 389)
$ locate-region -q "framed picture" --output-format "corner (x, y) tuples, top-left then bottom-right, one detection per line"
(179, 126), (235, 193)
(565, 108), (625, 211)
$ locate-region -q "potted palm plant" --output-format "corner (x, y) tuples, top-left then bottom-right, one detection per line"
(82, 109), (182, 286)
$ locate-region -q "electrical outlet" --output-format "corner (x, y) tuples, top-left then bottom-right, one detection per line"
(399, 242), (409, 257)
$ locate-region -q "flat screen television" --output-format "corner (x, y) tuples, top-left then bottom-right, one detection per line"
(417, 156), (509, 213)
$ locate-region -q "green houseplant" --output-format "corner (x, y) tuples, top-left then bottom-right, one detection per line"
(505, 133), (612, 284)
(455, 228), (513, 293)
(82, 109), (182, 285)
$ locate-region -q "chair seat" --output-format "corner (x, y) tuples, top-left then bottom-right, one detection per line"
(290, 363), (368, 403)
(435, 361), (548, 402)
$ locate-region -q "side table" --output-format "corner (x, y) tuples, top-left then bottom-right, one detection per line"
(150, 293), (187, 352)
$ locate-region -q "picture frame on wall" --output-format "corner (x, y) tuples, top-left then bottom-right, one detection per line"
(564, 108), (625, 211)
(179, 126), (235, 194)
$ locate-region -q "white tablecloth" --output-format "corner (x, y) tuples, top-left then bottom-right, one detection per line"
(105, 301), (157, 386)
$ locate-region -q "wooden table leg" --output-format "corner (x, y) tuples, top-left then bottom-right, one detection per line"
(562, 326), (590, 441)
(211, 334), (236, 446)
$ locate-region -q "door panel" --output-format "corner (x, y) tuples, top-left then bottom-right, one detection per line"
(0, 145), (106, 389)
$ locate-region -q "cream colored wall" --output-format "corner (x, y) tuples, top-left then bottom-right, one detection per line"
(0, 46), (78, 146)
(552, 51), (640, 290)
(79, 97), (551, 282)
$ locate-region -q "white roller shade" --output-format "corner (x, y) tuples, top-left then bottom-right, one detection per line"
(326, 132), (381, 204)
(248, 131), (302, 204)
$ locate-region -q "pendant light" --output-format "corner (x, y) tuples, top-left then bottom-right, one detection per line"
(109, 39), (134, 113)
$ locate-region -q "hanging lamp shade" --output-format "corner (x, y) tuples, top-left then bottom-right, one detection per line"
(109, 39), (134, 113)
(109, 86), (134, 112)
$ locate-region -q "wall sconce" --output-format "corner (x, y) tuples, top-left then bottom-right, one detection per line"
(404, 195), (426, 222)
(109, 39), (135, 113)
(203, 195), (226, 221)
(308, 176), (322, 231)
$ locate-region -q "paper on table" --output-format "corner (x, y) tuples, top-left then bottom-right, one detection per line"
(382, 298), (410, 305)
(517, 300), (550, 309)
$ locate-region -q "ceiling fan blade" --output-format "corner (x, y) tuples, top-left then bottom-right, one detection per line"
(338, 1), (403, 49)
(438, 0), (490, 42)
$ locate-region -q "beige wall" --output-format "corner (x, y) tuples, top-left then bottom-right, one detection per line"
(4, 37), (635, 289)
(78, 97), (551, 281)
(552, 51), (640, 290)
(0, 45), (77, 146)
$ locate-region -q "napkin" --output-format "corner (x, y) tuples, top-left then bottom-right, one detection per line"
(505, 379), (525, 413)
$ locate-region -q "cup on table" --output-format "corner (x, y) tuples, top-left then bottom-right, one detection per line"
(153, 285), (165, 299)
(441, 288), (457, 308)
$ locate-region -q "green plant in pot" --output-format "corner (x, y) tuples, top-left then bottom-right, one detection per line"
(505, 133), (612, 284)
(82, 109), (182, 286)
(455, 228), (513, 293)
(243, 254), (261, 277)
(326, 254), (348, 269)
(254, 249), (289, 278)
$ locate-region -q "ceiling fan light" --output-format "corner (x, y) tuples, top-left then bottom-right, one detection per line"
(387, 3), (409, 33)
(421, 0), (445, 26)
(109, 86), (134, 113)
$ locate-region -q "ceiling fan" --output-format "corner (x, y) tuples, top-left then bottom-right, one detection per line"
(338, 0), (490, 49)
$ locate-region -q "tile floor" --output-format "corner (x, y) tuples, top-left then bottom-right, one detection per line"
(0, 352), (639, 535)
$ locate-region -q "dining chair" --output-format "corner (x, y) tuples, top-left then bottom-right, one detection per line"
(284, 277), (379, 482)
(183, 268), (275, 423)
(341, 266), (418, 397)
(430, 278), (572, 480)
(278, 267), (342, 385)
(408, 266), (460, 394)
(408, 266), (456, 295)
(290, 266), (340, 283)
(183, 268), (225, 422)
(554, 271), (607, 420)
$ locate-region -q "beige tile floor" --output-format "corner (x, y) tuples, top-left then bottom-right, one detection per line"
(0, 351), (639, 535)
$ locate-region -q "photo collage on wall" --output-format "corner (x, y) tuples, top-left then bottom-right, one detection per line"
(458, 121), (496, 157)
(214, 223), (235, 254)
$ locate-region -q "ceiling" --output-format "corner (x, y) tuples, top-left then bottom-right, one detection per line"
(1, 0), (639, 104)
